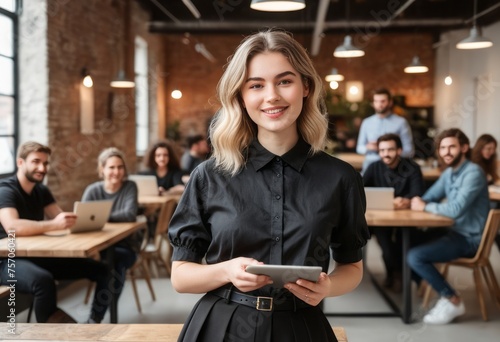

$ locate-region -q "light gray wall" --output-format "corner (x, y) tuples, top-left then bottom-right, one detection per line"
(18, 0), (48, 144)
(434, 20), (500, 151)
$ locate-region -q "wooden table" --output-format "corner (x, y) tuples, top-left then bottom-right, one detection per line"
(139, 192), (182, 209)
(420, 167), (441, 181)
(335, 154), (443, 182)
(0, 324), (347, 341)
(335, 152), (364, 171)
(489, 186), (500, 201)
(0, 222), (144, 323)
(365, 209), (453, 324)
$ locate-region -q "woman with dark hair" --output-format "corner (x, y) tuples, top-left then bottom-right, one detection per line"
(472, 134), (500, 249)
(472, 134), (499, 185)
(141, 140), (185, 194)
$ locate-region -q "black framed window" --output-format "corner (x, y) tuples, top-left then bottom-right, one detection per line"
(0, 0), (18, 176)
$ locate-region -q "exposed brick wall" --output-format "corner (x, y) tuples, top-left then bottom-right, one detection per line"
(38, 0), (165, 210)
(164, 31), (435, 141)
(19, 1), (434, 210)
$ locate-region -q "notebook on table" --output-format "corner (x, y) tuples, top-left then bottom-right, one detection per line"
(364, 187), (395, 210)
(70, 200), (113, 233)
(128, 174), (159, 197)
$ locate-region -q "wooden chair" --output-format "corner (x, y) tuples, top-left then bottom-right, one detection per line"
(142, 197), (179, 277)
(85, 218), (156, 313)
(422, 209), (500, 321)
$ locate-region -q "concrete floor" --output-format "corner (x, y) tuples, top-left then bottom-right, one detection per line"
(16, 238), (500, 342)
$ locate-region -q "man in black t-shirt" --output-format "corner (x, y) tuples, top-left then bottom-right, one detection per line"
(363, 133), (425, 292)
(0, 141), (109, 323)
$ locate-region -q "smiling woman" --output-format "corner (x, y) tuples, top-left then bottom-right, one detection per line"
(80, 147), (139, 324)
(168, 29), (369, 342)
(241, 52), (309, 149)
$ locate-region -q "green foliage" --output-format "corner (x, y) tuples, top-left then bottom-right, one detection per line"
(325, 91), (372, 119)
(166, 120), (181, 141)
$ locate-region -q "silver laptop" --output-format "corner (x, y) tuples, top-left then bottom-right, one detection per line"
(364, 187), (395, 210)
(71, 200), (113, 233)
(128, 174), (159, 197)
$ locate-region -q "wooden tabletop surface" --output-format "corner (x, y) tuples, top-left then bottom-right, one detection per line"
(0, 222), (143, 258)
(365, 209), (453, 227)
(0, 324), (347, 341)
(335, 153), (364, 170)
(138, 191), (182, 206)
(489, 186), (500, 201)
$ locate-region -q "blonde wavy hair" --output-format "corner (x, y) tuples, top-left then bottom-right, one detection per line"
(210, 29), (328, 176)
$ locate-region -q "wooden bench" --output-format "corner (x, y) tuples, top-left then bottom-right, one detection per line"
(0, 324), (347, 341)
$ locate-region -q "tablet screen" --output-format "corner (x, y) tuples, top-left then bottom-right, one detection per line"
(245, 264), (322, 288)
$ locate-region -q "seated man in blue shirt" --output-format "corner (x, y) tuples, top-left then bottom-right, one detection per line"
(363, 133), (425, 292)
(409, 128), (489, 325)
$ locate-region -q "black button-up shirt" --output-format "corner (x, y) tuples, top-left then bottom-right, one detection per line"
(169, 138), (369, 276)
(363, 158), (425, 198)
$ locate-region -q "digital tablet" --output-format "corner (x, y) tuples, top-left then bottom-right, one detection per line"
(245, 265), (322, 288)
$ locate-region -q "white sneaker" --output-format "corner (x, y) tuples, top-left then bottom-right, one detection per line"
(423, 297), (465, 325)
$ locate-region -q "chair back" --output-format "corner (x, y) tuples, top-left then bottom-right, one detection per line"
(154, 197), (179, 238)
(468, 209), (500, 263)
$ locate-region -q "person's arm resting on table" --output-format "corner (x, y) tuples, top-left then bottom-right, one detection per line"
(0, 203), (76, 236)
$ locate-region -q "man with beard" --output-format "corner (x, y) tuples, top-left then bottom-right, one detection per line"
(409, 128), (489, 324)
(0, 141), (109, 323)
(356, 88), (414, 174)
(363, 133), (425, 291)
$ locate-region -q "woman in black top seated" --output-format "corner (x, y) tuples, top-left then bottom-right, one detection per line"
(140, 140), (185, 194)
(168, 29), (369, 342)
(140, 140), (185, 240)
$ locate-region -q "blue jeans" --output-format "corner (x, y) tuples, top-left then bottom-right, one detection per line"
(0, 257), (109, 323)
(407, 231), (479, 298)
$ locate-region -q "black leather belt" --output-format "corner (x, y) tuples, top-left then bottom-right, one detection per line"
(211, 288), (311, 312)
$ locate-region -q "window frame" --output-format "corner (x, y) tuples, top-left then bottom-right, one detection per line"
(0, 1), (19, 177)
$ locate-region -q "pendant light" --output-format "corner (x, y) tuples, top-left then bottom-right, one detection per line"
(325, 68), (344, 82)
(444, 40), (452, 85)
(110, 0), (135, 88)
(334, 35), (365, 58)
(456, 0), (493, 50)
(404, 56), (428, 74)
(334, 0), (364, 58)
(250, 0), (305, 12)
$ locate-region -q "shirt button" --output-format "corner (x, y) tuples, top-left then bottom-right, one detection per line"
(275, 195), (281, 200)
(276, 157), (281, 162)
(274, 216), (279, 220)
(276, 173), (281, 177)
(275, 237), (280, 242)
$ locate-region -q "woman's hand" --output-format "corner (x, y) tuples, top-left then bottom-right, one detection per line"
(285, 272), (330, 306)
(172, 258), (272, 294)
(225, 257), (273, 292)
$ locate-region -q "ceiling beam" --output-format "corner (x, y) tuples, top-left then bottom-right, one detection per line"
(148, 18), (465, 34)
(310, 0), (330, 56)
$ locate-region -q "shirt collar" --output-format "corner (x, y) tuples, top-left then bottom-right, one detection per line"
(248, 137), (311, 172)
(451, 159), (470, 176)
(376, 113), (394, 120)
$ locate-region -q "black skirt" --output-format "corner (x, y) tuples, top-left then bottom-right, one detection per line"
(178, 292), (337, 342)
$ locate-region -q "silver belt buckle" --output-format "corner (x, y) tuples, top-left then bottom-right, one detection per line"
(255, 296), (273, 311)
